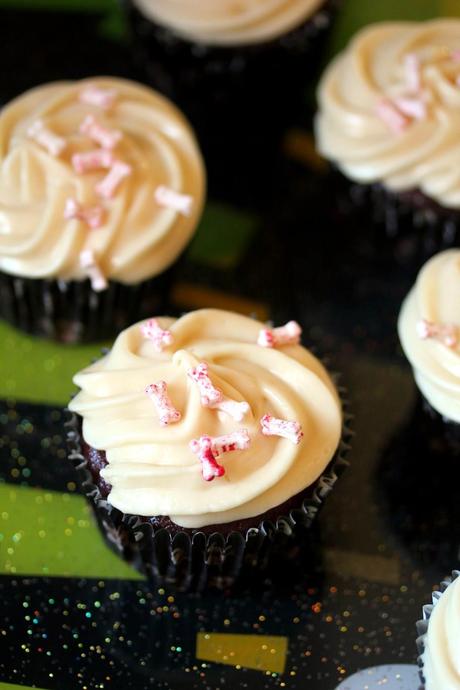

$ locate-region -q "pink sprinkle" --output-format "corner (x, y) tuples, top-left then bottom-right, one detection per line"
(27, 119), (66, 156)
(145, 381), (181, 426)
(80, 249), (107, 292)
(258, 320), (302, 348)
(376, 99), (410, 133)
(210, 430), (250, 456)
(140, 319), (173, 352)
(187, 362), (223, 407)
(207, 395), (250, 422)
(79, 85), (117, 110)
(416, 318), (458, 348)
(405, 53), (421, 93)
(451, 49), (460, 62)
(64, 198), (105, 229)
(155, 185), (193, 217)
(96, 160), (132, 199)
(72, 149), (114, 174)
(260, 414), (304, 445)
(80, 114), (122, 150)
(189, 436), (225, 481)
(393, 96), (426, 120)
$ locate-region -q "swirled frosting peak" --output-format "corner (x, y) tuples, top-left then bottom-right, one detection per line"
(0, 77), (205, 284)
(398, 249), (460, 422)
(69, 309), (342, 528)
(422, 573), (460, 690)
(316, 19), (460, 208)
(132, 0), (324, 46)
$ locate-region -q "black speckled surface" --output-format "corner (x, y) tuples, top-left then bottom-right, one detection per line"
(1, 5), (459, 690)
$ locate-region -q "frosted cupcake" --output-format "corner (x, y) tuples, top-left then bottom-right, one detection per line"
(398, 249), (460, 446)
(125, 0), (340, 203)
(0, 77), (205, 342)
(67, 309), (350, 589)
(316, 19), (460, 257)
(416, 570), (460, 689)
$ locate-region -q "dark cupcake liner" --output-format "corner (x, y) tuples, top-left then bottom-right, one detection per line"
(420, 395), (460, 453)
(375, 393), (460, 575)
(416, 570), (460, 690)
(0, 269), (172, 343)
(327, 171), (460, 265)
(66, 375), (352, 592)
(124, 0), (340, 205)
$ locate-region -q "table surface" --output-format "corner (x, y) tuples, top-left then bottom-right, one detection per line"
(1, 2), (460, 689)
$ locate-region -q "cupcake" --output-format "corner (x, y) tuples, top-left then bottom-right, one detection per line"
(67, 309), (350, 590)
(0, 77), (206, 342)
(398, 249), (460, 449)
(416, 570), (460, 689)
(125, 0), (340, 205)
(315, 19), (460, 260)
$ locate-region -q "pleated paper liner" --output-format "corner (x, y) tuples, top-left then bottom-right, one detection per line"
(416, 570), (460, 690)
(0, 269), (172, 343)
(324, 170), (460, 267)
(66, 375), (352, 593)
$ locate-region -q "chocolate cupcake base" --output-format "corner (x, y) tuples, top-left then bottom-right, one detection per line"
(125, 0), (340, 206)
(0, 270), (172, 343)
(66, 393), (352, 592)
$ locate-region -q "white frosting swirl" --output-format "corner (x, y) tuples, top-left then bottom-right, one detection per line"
(398, 250), (460, 423)
(132, 0), (324, 46)
(316, 20), (460, 209)
(68, 309), (342, 528)
(0, 77), (205, 283)
(422, 574), (460, 690)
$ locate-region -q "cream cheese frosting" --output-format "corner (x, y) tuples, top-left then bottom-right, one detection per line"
(398, 249), (460, 423)
(132, 0), (324, 46)
(316, 19), (460, 209)
(0, 77), (205, 284)
(422, 573), (460, 690)
(69, 309), (342, 528)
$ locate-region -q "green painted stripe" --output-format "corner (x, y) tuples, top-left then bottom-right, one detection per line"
(0, 484), (143, 580)
(0, 321), (105, 406)
(0, 683), (48, 690)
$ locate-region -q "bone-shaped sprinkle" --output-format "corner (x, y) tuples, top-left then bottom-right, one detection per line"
(187, 362), (223, 407)
(64, 198), (105, 229)
(376, 98), (410, 133)
(207, 395), (250, 422)
(189, 435), (225, 481)
(96, 160), (132, 199)
(393, 96), (426, 120)
(145, 381), (181, 426)
(140, 319), (173, 352)
(210, 429), (250, 456)
(416, 318), (458, 348)
(27, 120), (66, 156)
(80, 249), (108, 292)
(80, 114), (122, 150)
(260, 414), (303, 445)
(258, 320), (302, 348)
(72, 149), (114, 174)
(79, 85), (117, 110)
(155, 185), (193, 217)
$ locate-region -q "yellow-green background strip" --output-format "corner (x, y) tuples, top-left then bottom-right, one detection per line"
(0, 683), (49, 690)
(0, 484), (143, 580)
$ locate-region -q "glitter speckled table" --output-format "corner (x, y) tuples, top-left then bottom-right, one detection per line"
(1, 2), (460, 689)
